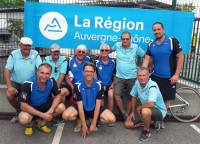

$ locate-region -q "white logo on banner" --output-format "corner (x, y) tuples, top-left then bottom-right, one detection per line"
(39, 12), (67, 40)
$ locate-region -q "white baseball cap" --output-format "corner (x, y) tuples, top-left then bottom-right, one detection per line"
(50, 43), (60, 52)
(20, 37), (33, 45)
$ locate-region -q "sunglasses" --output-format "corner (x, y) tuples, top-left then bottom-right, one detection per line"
(122, 38), (130, 41)
(77, 50), (86, 54)
(100, 49), (109, 52)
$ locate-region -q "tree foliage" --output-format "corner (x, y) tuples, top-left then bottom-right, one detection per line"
(177, 3), (195, 12)
(0, 0), (24, 7)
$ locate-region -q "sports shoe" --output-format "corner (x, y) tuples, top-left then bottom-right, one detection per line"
(24, 127), (33, 136)
(160, 120), (165, 129)
(73, 120), (81, 133)
(108, 122), (115, 127)
(153, 121), (161, 131)
(38, 125), (52, 133)
(51, 118), (64, 127)
(10, 112), (19, 124)
(122, 113), (128, 121)
(10, 115), (18, 124)
(139, 130), (151, 141)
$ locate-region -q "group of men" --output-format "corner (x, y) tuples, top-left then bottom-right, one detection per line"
(4, 22), (184, 141)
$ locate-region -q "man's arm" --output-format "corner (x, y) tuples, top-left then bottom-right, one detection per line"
(170, 51), (184, 84)
(142, 54), (151, 68)
(47, 94), (62, 115)
(137, 102), (155, 113)
(77, 101), (89, 138)
(90, 99), (101, 132)
(4, 68), (15, 89)
(20, 102), (52, 121)
(57, 73), (65, 88)
(124, 97), (137, 128)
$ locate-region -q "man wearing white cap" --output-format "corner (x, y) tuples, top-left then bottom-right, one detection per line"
(44, 43), (69, 102)
(4, 37), (42, 123)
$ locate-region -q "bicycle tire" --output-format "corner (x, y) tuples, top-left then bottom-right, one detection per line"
(169, 87), (200, 122)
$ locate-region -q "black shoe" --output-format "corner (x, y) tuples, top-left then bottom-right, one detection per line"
(122, 113), (128, 121)
(139, 130), (151, 141)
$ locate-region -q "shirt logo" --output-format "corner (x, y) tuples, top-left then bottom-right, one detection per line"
(99, 66), (102, 70)
(73, 63), (77, 67)
(21, 92), (27, 100)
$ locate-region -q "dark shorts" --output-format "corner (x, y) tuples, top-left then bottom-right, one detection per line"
(151, 75), (176, 101)
(133, 107), (163, 123)
(114, 77), (136, 100)
(33, 98), (53, 113)
(74, 104), (105, 119)
(11, 81), (22, 96)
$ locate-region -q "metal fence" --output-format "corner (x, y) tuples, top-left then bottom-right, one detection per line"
(0, 0), (200, 88)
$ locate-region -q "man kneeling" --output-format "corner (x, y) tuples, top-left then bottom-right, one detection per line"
(18, 63), (66, 136)
(125, 67), (167, 141)
(62, 63), (116, 138)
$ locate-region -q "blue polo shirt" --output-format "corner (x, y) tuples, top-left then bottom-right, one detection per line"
(130, 79), (167, 118)
(95, 58), (116, 87)
(5, 49), (42, 84)
(146, 36), (182, 78)
(44, 55), (67, 80)
(20, 75), (59, 107)
(69, 56), (90, 83)
(112, 42), (145, 79)
(74, 79), (103, 111)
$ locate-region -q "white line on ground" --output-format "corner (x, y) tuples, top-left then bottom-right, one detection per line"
(190, 124), (200, 135)
(51, 123), (65, 144)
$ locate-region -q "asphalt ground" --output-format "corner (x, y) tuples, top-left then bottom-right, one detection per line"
(0, 120), (200, 144)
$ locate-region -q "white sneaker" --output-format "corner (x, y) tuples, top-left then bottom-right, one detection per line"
(160, 121), (165, 129)
(10, 115), (18, 124)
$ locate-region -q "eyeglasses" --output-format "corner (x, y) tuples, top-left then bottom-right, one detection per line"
(100, 49), (109, 52)
(122, 38), (130, 41)
(55, 67), (58, 73)
(77, 50), (86, 54)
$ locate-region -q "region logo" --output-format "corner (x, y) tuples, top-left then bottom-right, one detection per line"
(39, 12), (67, 40)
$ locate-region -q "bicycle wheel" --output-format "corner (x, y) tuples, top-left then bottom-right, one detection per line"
(169, 87), (200, 122)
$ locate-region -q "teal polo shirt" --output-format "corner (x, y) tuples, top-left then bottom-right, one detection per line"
(44, 55), (67, 80)
(112, 42), (145, 79)
(5, 49), (42, 84)
(130, 79), (167, 118)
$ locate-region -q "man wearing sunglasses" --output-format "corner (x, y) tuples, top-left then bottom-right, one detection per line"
(112, 32), (145, 121)
(95, 43), (115, 115)
(44, 44), (69, 101)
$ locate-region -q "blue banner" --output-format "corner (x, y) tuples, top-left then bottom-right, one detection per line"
(24, 2), (194, 54)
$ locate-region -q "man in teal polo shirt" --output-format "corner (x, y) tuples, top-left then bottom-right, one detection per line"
(4, 37), (42, 123)
(125, 67), (167, 141)
(44, 43), (67, 88)
(112, 32), (145, 120)
(44, 43), (69, 102)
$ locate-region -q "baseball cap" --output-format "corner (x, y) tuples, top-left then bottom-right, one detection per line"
(20, 37), (33, 45)
(76, 44), (87, 51)
(50, 43), (60, 52)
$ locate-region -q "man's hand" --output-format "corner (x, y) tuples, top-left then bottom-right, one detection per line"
(42, 113), (53, 122)
(46, 108), (54, 116)
(81, 125), (89, 139)
(170, 74), (179, 84)
(89, 123), (97, 133)
(124, 112), (134, 129)
(7, 86), (18, 96)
